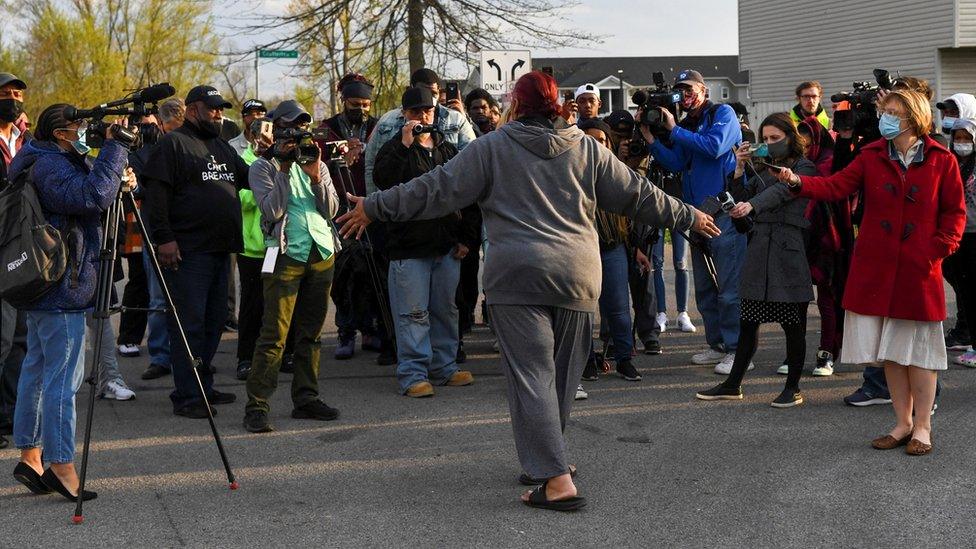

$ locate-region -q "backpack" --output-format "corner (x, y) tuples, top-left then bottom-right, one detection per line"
(0, 159), (70, 307)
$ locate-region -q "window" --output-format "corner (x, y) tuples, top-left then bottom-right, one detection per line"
(721, 87), (730, 100)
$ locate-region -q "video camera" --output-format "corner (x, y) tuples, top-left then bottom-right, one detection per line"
(411, 124), (438, 136)
(271, 127), (327, 166)
(64, 83), (175, 150)
(830, 69), (894, 137)
(629, 72), (682, 156)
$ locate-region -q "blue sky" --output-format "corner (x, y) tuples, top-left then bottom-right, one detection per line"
(215, 0), (739, 94)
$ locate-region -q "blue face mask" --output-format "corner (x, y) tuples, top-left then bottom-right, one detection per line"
(942, 116), (957, 134)
(878, 113), (905, 140)
(70, 126), (91, 156)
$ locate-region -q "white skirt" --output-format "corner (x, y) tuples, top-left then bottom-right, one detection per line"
(841, 311), (947, 371)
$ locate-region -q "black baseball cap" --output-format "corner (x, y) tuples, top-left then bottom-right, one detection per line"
(241, 99), (266, 115)
(401, 87), (435, 110)
(674, 69), (705, 87)
(604, 110), (635, 134)
(269, 99), (312, 124)
(0, 73), (26, 90)
(185, 85), (232, 109)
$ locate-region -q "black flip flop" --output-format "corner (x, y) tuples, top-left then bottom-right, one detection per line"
(522, 481), (587, 512)
(12, 462), (53, 495)
(518, 466), (577, 486)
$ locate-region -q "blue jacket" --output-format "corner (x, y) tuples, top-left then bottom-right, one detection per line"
(364, 104), (476, 193)
(7, 140), (128, 311)
(648, 103), (741, 207)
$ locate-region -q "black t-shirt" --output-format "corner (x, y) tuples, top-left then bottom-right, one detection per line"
(142, 121), (249, 253)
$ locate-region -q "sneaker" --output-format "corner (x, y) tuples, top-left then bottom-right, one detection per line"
(174, 402), (216, 419)
(696, 383), (743, 401)
(616, 359), (642, 381)
(812, 350), (835, 376)
(953, 350), (976, 368)
(406, 381), (435, 398)
(243, 410), (274, 433)
(236, 360), (251, 381)
(335, 337), (355, 360)
(292, 399), (340, 421)
(844, 389), (892, 407)
(224, 319), (238, 333)
(117, 344), (140, 357)
(575, 384), (588, 400)
(771, 388), (804, 408)
(655, 312), (668, 334)
(208, 390), (237, 405)
(361, 335), (383, 352)
(676, 312), (697, 333)
(776, 362), (789, 375)
(446, 370), (474, 386)
(692, 348), (726, 365)
(99, 379), (136, 401)
(714, 353), (753, 375)
(945, 328), (970, 351)
(643, 339), (663, 355)
(280, 353), (295, 374)
(581, 358), (600, 381)
(377, 347), (397, 366)
(141, 363), (170, 380)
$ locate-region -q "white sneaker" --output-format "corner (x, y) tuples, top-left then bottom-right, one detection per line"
(691, 348), (726, 365)
(575, 384), (588, 400)
(655, 312), (668, 334)
(676, 312), (697, 333)
(714, 353), (754, 375)
(100, 379), (136, 401)
(117, 344), (140, 357)
(776, 363), (789, 375)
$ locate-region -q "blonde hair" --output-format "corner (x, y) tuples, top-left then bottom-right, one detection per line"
(878, 89), (932, 138)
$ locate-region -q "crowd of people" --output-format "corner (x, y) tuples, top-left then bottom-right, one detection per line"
(0, 61), (972, 511)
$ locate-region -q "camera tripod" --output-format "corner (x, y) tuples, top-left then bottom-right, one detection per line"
(73, 181), (237, 524)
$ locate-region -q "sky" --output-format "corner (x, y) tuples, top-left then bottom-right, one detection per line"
(214, 0), (739, 96)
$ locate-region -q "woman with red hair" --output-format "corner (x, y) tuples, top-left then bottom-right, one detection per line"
(339, 71), (719, 511)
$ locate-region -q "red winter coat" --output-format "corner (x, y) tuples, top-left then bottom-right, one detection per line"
(797, 136), (965, 321)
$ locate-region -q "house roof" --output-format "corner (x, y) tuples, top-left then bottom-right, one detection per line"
(534, 56), (749, 88)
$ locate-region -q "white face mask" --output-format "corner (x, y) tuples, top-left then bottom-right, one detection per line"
(955, 142), (974, 157)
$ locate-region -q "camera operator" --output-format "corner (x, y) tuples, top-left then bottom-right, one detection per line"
(243, 100), (342, 433)
(696, 113), (817, 407)
(364, 68), (475, 193)
(790, 81), (830, 130)
(6, 104), (130, 500)
(372, 87), (476, 398)
(574, 83), (601, 122)
(142, 85), (247, 419)
(640, 69), (747, 372)
(0, 72), (29, 449)
(228, 99), (267, 157)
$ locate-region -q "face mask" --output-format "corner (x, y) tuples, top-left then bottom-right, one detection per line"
(345, 108), (367, 125)
(942, 116), (958, 135)
(955, 142), (974, 157)
(766, 137), (790, 160)
(0, 98), (23, 123)
(65, 126), (91, 156)
(680, 94), (699, 111)
(878, 113), (905, 140)
(197, 118), (222, 138)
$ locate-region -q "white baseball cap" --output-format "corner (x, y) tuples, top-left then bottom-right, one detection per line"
(574, 83), (599, 100)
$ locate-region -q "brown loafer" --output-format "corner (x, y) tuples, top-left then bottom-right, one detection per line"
(905, 438), (933, 456)
(871, 432), (912, 450)
(405, 381), (434, 398)
(446, 371), (474, 386)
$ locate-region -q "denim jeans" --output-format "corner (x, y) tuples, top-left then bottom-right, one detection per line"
(388, 253), (461, 393)
(652, 229), (689, 313)
(85, 314), (123, 390)
(689, 215), (746, 352)
(162, 252), (229, 410)
(860, 365), (942, 400)
(13, 311), (86, 463)
(599, 244), (634, 362)
(143, 249), (171, 369)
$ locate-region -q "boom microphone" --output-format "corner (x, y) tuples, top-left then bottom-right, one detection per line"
(133, 83), (176, 104)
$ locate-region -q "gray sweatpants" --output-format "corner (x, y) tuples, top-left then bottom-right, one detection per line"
(489, 304), (592, 480)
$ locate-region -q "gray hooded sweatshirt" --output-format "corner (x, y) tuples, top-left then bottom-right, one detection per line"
(364, 121), (696, 312)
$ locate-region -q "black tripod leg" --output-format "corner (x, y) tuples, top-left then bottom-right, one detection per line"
(73, 190), (124, 523)
(126, 193), (238, 490)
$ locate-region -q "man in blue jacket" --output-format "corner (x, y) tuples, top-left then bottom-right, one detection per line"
(639, 69), (747, 374)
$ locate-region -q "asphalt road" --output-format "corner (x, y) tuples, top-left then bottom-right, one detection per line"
(2, 270), (974, 547)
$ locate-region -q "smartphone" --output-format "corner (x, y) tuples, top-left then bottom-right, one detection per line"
(563, 91), (574, 102)
(755, 161), (786, 171)
(250, 119), (273, 143)
(446, 81), (461, 101)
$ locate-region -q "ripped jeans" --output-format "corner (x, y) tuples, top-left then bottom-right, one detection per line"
(388, 253), (461, 394)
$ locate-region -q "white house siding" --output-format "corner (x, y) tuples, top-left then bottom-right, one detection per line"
(938, 47), (976, 99)
(959, 0), (976, 45)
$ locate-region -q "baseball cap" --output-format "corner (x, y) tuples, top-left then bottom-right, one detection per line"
(241, 99), (266, 115)
(269, 100), (312, 124)
(185, 85), (232, 109)
(401, 87), (435, 110)
(674, 69), (705, 87)
(0, 73), (26, 90)
(604, 110), (635, 134)
(936, 98), (957, 111)
(575, 83), (599, 100)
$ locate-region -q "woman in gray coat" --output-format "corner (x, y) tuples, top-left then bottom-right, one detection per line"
(696, 112), (816, 408)
(338, 71), (720, 511)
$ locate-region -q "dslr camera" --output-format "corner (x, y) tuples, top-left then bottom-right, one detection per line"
(830, 68), (894, 137)
(629, 72), (682, 156)
(272, 127), (327, 165)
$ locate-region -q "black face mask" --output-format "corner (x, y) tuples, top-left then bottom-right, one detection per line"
(766, 137), (790, 160)
(196, 118), (222, 138)
(345, 108), (367, 125)
(0, 99), (23, 123)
